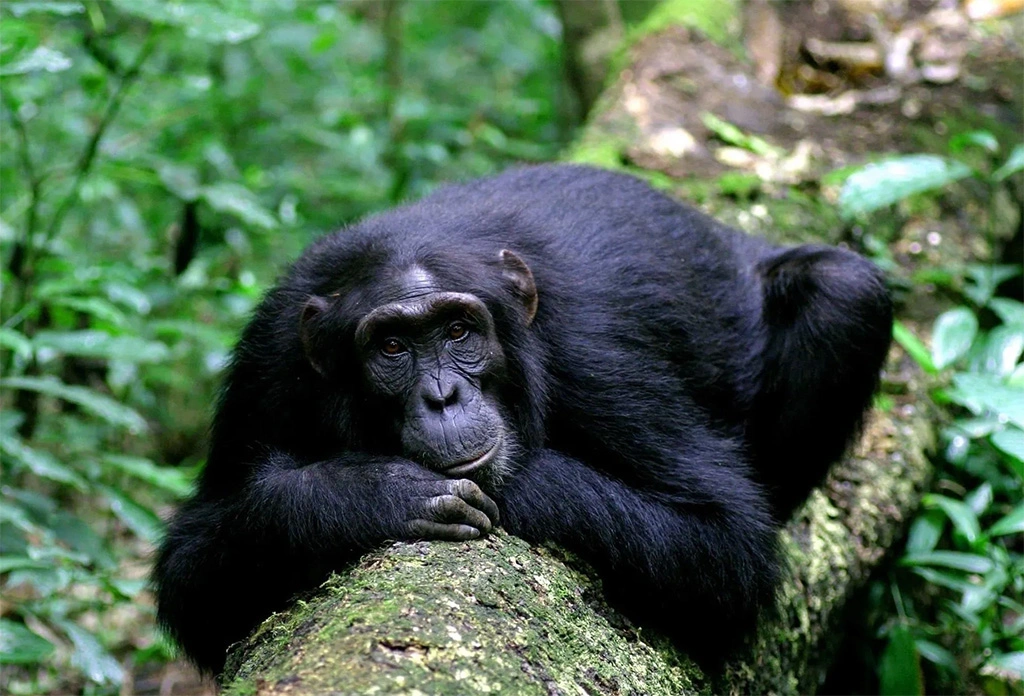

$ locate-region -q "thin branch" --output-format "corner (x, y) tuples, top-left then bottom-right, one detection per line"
(40, 31), (156, 250)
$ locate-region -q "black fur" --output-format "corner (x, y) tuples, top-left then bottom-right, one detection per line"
(153, 164), (892, 673)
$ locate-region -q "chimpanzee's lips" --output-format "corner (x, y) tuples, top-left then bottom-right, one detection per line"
(444, 437), (502, 476)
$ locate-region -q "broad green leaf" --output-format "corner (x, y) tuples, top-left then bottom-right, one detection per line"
(948, 374), (1024, 430)
(902, 551), (994, 574)
(905, 511), (944, 554)
(911, 566), (975, 594)
(986, 652), (1024, 678)
(201, 182), (277, 230)
(155, 161), (200, 201)
(101, 454), (193, 498)
(931, 307), (978, 370)
(0, 435), (86, 490)
(989, 298), (1024, 327)
(989, 503), (1024, 537)
(893, 321), (937, 374)
(0, 557), (53, 573)
(0, 46), (72, 76)
(108, 0), (260, 44)
(839, 155), (972, 219)
(701, 113), (781, 157)
(993, 144), (1024, 182)
(880, 624), (923, 696)
(56, 620), (124, 685)
(0, 377), (147, 432)
(100, 486), (163, 543)
(34, 330), (169, 363)
(923, 494), (981, 545)
(991, 427), (1024, 466)
(0, 328), (32, 360)
(0, 619), (54, 665)
(978, 325), (1024, 376)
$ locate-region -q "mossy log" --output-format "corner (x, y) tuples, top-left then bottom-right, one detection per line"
(218, 6), (960, 694)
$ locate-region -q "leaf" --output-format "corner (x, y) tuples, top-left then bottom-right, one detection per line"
(991, 427), (1024, 465)
(993, 144), (1024, 182)
(901, 551), (994, 574)
(964, 264), (1023, 306)
(108, 0), (260, 44)
(948, 374), (1024, 430)
(989, 503), (1024, 537)
(100, 486), (163, 543)
(0, 619), (54, 665)
(923, 494), (981, 545)
(0, 434), (87, 490)
(905, 511), (944, 554)
(893, 321), (937, 374)
(977, 325), (1024, 376)
(0, 377), (147, 432)
(101, 454), (193, 498)
(880, 624), (923, 696)
(839, 155), (973, 219)
(0, 46), (72, 76)
(932, 307), (979, 370)
(989, 298), (1024, 327)
(155, 161), (201, 201)
(0, 328), (33, 360)
(964, 482), (993, 516)
(56, 620), (124, 685)
(914, 639), (959, 673)
(49, 296), (128, 328)
(34, 330), (169, 363)
(949, 130), (999, 154)
(6, 3), (85, 17)
(201, 182), (277, 230)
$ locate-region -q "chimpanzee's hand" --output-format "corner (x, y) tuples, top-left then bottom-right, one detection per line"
(402, 477), (500, 541)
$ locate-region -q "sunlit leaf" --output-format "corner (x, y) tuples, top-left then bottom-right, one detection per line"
(201, 182), (278, 230)
(923, 494), (981, 545)
(931, 308), (978, 370)
(0, 46), (72, 76)
(109, 0), (260, 44)
(914, 639), (959, 673)
(948, 374), (1024, 430)
(964, 482), (993, 516)
(839, 155), (973, 219)
(0, 619), (54, 665)
(991, 427), (1024, 466)
(56, 620), (124, 685)
(901, 551), (994, 574)
(101, 454), (193, 498)
(6, 2), (85, 16)
(949, 130), (999, 154)
(977, 325), (1024, 376)
(0, 377), (147, 432)
(49, 297), (128, 328)
(34, 330), (169, 363)
(880, 624), (923, 696)
(0, 435), (87, 490)
(100, 486), (163, 543)
(989, 503), (1024, 537)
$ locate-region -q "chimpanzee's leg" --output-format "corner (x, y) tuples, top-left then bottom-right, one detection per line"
(750, 245), (892, 517)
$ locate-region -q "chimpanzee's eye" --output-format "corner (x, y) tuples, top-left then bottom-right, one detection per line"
(381, 338), (406, 356)
(448, 322), (469, 341)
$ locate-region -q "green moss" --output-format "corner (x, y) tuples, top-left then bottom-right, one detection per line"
(629, 0), (742, 53)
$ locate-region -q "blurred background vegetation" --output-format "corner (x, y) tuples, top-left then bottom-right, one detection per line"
(0, 1), (1020, 695)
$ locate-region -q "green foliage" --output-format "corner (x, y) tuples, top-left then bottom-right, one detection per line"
(884, 277), (1023, 694)
(0, 1), (566, 692)
(837, 131), (1023, 694)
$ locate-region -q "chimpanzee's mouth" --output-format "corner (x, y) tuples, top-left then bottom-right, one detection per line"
(444, 436), (502, 476)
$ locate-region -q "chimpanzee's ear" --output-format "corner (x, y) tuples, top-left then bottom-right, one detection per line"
(499, 249), (538, 326)
(299, 296), (330, 376)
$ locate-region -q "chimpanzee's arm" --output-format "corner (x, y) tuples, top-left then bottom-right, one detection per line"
(498, 448), (780, 658)
(154, 453), (497, 673)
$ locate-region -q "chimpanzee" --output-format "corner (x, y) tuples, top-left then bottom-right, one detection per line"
(153, 164), (892, 673)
